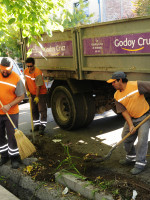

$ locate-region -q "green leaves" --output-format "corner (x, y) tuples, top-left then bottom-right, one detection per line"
(133, 0), (150, 16)
(0, 0), (67, 41)
(3, 0), (10, 8)
(60, 0), (93, 29)
(0, 0), (93, 58)
(8, 18), (15, 25)
(0, 0), (92, 43)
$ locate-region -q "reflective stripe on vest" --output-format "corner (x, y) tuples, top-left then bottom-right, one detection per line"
(118, 90), (139, 102)
(25, 75), (35, 80)
(0, 81), (16, 88)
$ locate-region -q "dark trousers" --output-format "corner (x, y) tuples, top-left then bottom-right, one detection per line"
(31, 94), (47, 128)
(0, 114), (19, 157)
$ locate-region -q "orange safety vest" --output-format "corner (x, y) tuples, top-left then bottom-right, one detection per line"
(0, 71), (20, 114)
(114, 81), (149, 118)
(24, 67), (47, 95)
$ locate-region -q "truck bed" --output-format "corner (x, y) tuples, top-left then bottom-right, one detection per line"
(28, 16), (150, 82)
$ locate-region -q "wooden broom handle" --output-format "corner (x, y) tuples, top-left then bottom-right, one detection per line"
(117, 114), (150, 146)
(0, 101), (17, 129)
(29, 97), (34, 132)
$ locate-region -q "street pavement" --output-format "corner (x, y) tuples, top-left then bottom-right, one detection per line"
(0, 185), (19, 200)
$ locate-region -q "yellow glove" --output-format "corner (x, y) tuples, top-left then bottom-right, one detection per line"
(27, 91), (31, 97)
(34, 96), (39, 104)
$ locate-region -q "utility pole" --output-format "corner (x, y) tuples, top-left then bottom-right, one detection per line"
(98, 0), (101, 22)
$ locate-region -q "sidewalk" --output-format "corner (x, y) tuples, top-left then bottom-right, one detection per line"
(0, 185), (19, 200)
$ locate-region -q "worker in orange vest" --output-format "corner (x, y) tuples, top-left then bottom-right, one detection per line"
(107, 71), (150, 175)
(0, 57), (25, 169)
(24, 57), (47, 135)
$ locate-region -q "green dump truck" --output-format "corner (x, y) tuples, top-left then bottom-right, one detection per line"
(21, 16), (150, 130)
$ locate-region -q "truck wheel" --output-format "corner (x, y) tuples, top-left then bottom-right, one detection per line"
(82, 93), (95, 127)
(51, 85), (86, 130)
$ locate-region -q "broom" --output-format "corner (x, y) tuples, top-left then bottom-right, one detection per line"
(0, 101), (36, 160)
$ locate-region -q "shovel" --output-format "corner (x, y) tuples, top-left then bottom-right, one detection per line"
(86, 114), (150, 163)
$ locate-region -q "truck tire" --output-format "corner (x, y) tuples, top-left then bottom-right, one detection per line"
(51, 85), (86, 130)
(82, 93), (95, 127)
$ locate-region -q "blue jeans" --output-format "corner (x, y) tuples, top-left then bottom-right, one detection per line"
(122, 112), (150, 169)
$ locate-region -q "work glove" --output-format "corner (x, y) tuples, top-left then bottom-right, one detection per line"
(27, 91), (31, 97)
(34, 96), (39, 104)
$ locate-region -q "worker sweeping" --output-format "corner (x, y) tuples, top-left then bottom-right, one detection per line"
(0, 57), (26, 169)
(24, 57), (47, 135)
(107, 71), (150, 175)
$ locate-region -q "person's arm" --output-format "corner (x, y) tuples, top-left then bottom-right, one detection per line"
(122, 110), (136, 134)
(138, 81), (150, 94)
(115, 100), (126, 113)
(36, 86), (40, 97)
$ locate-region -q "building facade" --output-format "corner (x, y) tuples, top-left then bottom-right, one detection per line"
(70, 0), (136, 23)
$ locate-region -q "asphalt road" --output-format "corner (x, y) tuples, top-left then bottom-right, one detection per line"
(19, 102), (125, 138)
(18, 102), (150, 187)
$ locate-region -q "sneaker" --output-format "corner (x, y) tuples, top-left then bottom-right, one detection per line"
(39, 125), (45, 135)
(0, 156), (9, 166)
(119, 159), (135, 165)
(130, 167), (144, 175)
(11, 160), (20, 169)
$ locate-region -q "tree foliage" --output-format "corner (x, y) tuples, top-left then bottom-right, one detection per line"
(0, 0), (93, 59)
(0, 0), (66, 43)
(0, 0), (67, 58)
(0, 28), (21, 58)
(133, 0), (150, 16)
(61, 0), (93, 28)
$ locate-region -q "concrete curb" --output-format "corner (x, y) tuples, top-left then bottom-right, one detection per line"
(55, 172), (114, 200)
(0, 158), (86, 200)
(0, 164), (59, 200)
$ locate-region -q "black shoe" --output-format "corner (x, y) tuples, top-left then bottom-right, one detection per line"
(39, 125), (45, 135)
(11, 155), (21, 169)
(30, 125), (39, 132)
(130, 167), (145, 175)
(0, 156), (9, 166)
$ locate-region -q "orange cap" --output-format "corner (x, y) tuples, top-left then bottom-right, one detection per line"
(107, 71), (126, 83)
(107, 79), (116, 83)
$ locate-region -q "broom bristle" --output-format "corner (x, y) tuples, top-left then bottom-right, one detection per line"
(15, 129), (36, 160)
